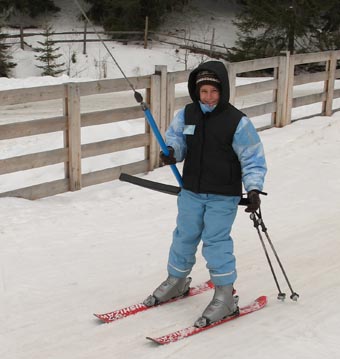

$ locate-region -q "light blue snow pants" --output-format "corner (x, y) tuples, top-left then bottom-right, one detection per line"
(167, 189), (240, 286)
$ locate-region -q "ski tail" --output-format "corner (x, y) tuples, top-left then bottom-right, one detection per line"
(94, 280), (214, 323)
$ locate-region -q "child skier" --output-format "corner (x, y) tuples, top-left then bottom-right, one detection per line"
(143, 60), (267, 327)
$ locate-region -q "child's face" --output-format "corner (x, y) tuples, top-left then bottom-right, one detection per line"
(199, 84), (220, 107)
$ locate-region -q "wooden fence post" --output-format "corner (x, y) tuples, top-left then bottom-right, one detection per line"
(271, 66), (278, 126)
(20, 26), (24, 50)
(144, 16), (149, 49)
(226, 62), (236, 105)
(323, 51), (337, 116)
(149, 72), (162, 170)
(281, 52), (294, 127)
(63, 86), (70, 181)
(275, 52), (290, 127)
(155, 65), (168, 139)
(64, 83), (82, 191)
(83, 20), (87, 55)
(166, 72), (176, 129)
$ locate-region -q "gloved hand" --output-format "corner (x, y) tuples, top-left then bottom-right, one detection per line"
(245, 190), (261, 213)
(160, 146), (176, 165)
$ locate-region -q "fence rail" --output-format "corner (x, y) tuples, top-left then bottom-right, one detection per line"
(4, 24), (223, 53)
(1, 50), (340, 200)
(4, 26), (148, 51)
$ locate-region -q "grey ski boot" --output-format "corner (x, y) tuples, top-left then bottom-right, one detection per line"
(194, 284), (239, 327)
(143, 275), (192, 307)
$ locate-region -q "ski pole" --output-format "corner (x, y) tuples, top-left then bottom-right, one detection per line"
(73, 0), (183, 187)
(255, 210), (299, 301)
(251, 209), (300, 301)
(250, 212), (286, 300)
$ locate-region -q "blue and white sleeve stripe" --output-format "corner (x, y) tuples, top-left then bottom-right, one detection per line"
(165, 108), (187, 162)
(232, 116), (267, 192)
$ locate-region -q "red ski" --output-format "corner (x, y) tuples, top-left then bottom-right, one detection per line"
(94, 280), (214, 323)
(146, 295), (267, 345)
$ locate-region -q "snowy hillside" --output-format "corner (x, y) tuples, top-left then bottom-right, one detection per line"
(6, 0), (238, 79)
(1, 1), (340, 358)
(1, 112), (340, 359)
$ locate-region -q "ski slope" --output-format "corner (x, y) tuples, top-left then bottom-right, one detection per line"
(1, 1), (340, 357)
(1, 109), (340, 359)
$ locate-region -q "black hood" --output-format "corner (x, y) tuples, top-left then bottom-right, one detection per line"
(188, 61), (230, 107)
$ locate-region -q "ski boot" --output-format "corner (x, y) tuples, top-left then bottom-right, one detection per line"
(143, 275), (192, 307)
(194, 284), (239, 328)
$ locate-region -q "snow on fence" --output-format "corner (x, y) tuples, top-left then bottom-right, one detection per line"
(0, 51), (340, 200)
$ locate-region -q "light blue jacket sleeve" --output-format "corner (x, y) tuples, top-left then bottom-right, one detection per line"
(164, 108), (187, 162)
(232, 116), (267, 192)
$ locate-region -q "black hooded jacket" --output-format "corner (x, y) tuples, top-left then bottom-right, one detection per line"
(182, 61), (244, 195)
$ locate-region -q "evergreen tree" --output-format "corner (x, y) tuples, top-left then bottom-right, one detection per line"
(34, 25), (65, 77)
(0, 0), (60, 18)
(228, 0), (340, 61)
(84, 0), (190, 31)
(0, 26), (16, 77)
(313, 0), (340, 50)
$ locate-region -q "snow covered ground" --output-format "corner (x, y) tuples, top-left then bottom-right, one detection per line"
(6, 0), (237, 80)
(1, 1), (340, 358)
(1, 109), (340, 359)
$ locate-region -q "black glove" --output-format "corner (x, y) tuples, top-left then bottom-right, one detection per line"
(160, 146), (176, 165)
(245, 190), (261, 213)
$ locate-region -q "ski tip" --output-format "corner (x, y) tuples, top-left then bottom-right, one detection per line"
(93, 313), (110, 324)
(256, 295), (268, 306)
(146, 336), (163, 345)
(206, 280), (215, 288)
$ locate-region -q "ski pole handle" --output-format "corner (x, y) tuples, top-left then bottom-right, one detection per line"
(142, 106), (183, 187)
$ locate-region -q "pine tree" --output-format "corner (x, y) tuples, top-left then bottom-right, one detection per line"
(84, 0), (190, 31)
(0, 0), (60, 18)
(228, 0), (340, 61)
(0, 26), (16, 77)
(34, 25), (65, 77)
(313, 0), (340, 51)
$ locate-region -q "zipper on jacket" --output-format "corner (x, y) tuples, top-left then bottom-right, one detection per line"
(197, 112), (208, 193)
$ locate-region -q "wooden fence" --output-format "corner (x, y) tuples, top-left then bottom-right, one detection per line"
(0, 74), (163, 199)
(5, 23), (220, 54)
(167, 51), (340, 129)
(1, 51), (340, 200)
(5, 28), (148, 53)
